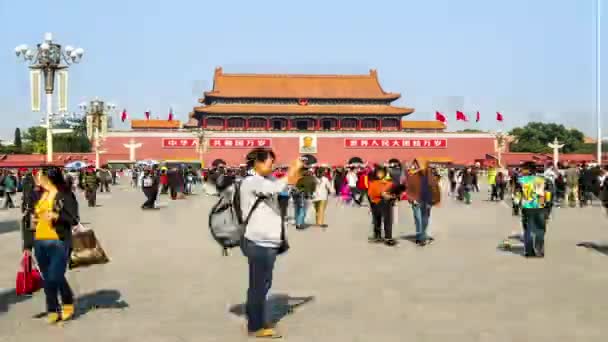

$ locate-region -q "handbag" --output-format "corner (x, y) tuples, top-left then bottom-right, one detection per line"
(16, 251), (42, 296)
(69, 229), (110, 269)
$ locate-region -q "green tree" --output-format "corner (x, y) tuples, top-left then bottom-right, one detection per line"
(13, 128), (22, 151)
(22, 126), (47, 154)
(509, 122), (584, 153)
(20, 118), (92, 154)
(54, 118), (92, 153)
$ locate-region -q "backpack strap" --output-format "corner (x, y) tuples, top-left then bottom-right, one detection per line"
(243, 197), (264, 226)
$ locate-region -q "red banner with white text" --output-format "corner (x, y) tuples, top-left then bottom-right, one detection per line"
(344, 138), (447, 149)
(209, 138), (272, 148)
(162, 138), (199, 148)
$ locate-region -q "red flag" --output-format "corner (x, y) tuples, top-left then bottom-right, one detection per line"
(456, 111), (468, 121)
(496, 112), (504, 122)
(435, 111), (447, 123)
(145, 110), (150, 120)
(168, 108), (174, 121)
(121, 109), (128, 122)
(476, 111), (480, 122)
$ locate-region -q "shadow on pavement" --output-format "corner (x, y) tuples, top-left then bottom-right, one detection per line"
(0, 289), (33, 315)
(497, 245), (526, 256)
(72, 289), (129, 319)
(508, 234), (523, 242)
(576, 242), (608, 256)
(399, 234), (418, 243)
(229, 294), (314, 324)
(0, 220), (19, 235)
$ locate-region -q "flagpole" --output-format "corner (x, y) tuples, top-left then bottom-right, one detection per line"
(596, 0), (602, 165)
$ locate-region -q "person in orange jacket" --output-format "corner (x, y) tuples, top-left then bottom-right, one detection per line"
(367, 166), (397, 246)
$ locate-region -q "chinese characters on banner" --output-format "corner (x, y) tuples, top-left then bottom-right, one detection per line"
(344, 138), (447, 148)
(162, 138), (199, 148)
(208, 138), (272, 148)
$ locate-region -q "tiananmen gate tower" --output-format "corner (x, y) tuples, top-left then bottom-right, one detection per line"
(99, 67), (498, 166)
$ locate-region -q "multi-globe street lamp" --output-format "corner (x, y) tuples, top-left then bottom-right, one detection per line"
(79, 99), (115, 168)
(15, 32), (84, 162)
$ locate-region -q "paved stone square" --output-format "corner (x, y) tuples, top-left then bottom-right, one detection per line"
(1, 183), (607, 341)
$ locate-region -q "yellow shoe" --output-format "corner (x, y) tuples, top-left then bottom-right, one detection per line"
(250, 328), (282, 339)
(61, 304), (75, 321)
(47, 312), (60, 324)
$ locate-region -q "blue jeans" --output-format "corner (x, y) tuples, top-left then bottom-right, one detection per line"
(412, 202), (431, 241)
(241, 239), (277, 332)
(34, 239), (74, 313)
(294, 200), (307, 227)
(521, 208), (546, 256)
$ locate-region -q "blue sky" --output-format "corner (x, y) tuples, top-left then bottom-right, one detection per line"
(0, 0), (605, 139)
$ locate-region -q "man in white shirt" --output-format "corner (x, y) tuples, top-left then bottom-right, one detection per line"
(346, 168), (359, 204)
(239, 148), (301, 338)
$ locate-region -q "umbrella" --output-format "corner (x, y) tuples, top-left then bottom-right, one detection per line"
(348, 157), (364, 165)
(136, 160), (159, 167)
(65, 161), (88, 170)
(212, 159), (227, 167)
(300, 154), (318, 166)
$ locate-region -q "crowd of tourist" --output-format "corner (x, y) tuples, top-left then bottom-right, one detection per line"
(3, 153), (608, 338)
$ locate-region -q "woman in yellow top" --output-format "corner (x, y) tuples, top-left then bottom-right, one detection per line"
(31, 167), (79, 324)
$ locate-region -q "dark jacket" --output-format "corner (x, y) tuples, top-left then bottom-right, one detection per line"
(51, 190), (80, 242)
(406, 169), (441, 205)
(83, 172), (98, 190)
(21, 174), (36, 212)
(143, 173), (160, 193)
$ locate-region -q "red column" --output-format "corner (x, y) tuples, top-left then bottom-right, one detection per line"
(244, 117), (249, 130)
(223, 118), (228, 130)
(286, 118), (292, 130)
(266, 118), (270, 130)
(337, 118), (341, 130)
(316, 118), (321, 130)
(377, 118), (383, 131)
(202, 117), (208, 128)
(357, 119), (362, 130)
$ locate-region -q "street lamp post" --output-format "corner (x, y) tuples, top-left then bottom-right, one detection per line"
(596, 0), (602, 165)
(15, 32), (84, 163)
(80, 99), (115, 168)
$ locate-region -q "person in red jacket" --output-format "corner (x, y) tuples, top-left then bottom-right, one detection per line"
(356, 168), (370, 205)
(159, 168), (169, 194)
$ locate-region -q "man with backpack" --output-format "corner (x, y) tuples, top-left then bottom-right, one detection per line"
(241, 149), (301, 338)
(210, 148), (300, 338)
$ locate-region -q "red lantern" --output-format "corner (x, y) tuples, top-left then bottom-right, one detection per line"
(298, 99), (309, 106)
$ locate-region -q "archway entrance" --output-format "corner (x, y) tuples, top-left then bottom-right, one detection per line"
(295, 120), (309, 131)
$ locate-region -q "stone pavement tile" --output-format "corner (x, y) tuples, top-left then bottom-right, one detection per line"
(0, 184), (607, 341)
